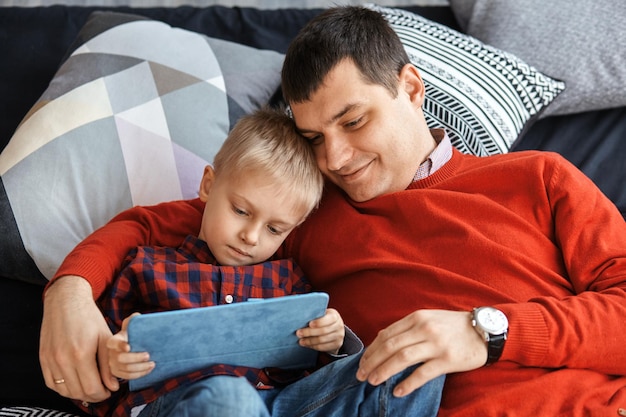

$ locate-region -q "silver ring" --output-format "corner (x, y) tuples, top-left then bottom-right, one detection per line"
(53, 378), (66, 384)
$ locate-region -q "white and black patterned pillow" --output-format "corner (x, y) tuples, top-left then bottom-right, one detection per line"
(368, 4), (565, 155)
(0, 407), (80, 417)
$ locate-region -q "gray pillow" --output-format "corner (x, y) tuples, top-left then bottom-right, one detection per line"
(450, 0), (626, 117)
(0, 12), (284, 284)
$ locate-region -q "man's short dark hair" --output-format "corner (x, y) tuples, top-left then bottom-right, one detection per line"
(281, 6), (411, 104)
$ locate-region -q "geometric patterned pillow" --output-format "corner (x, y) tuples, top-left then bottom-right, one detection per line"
(0, 12), (284, 284)
(368, 5), (565, 155)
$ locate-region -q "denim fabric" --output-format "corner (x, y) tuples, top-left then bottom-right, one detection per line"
(138, 352), (444, 417)
(137, 376), (269, 417)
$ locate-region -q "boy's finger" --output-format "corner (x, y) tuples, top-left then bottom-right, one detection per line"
(309, 308), (342, 328)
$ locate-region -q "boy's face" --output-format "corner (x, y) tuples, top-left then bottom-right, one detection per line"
(198, 167), (308, 266)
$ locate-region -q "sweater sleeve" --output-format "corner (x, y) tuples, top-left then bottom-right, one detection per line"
(498, 153), (626, 375)
(49, 198), (205, 299)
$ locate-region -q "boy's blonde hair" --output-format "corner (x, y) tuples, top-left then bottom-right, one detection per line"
(212, 107), (324, 217)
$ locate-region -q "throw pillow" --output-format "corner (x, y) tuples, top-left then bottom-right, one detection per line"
(368, 4), (565, 154)
(0, 407), (79, 417)
(0, 11), (284, 284)
(449, 0), (626, 117)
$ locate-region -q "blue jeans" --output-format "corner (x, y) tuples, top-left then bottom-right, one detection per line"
(137, 352), (444, 417)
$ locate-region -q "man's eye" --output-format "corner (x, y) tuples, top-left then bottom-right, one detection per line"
(305, 134), (323, 145)
(346, 117), (362, 128)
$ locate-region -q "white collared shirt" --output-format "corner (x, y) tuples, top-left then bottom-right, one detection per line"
(412, 128), (452, 181)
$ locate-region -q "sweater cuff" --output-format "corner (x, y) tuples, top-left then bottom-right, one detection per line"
(332, 326), (364, 358)
(496, 302), (550, 367)
(51, 253), (113, 299)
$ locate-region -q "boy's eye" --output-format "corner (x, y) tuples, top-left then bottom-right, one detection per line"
(233, 206), (247, 216)
(267, 225), (282, 236)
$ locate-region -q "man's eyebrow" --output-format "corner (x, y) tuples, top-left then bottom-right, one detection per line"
(296, 103), (361, 134)
(330, 103), (359, 124)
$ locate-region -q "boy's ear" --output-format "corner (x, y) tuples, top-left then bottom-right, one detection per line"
(198, 165), (216, 202)
(399, 63), (425, 108)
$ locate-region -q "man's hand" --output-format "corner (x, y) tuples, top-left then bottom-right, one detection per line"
(39, 275), (118, 403)
(356, 309), (488, 397)
(297, 308), (345, 354)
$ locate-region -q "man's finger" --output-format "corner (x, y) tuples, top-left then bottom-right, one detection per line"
(358, 340), (432, 386)
(73, 354), (112, 402)
(391, 359), (446, 397)
(357, 316), (428, 381)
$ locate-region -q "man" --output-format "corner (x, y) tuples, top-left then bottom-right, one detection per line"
(40, 6), (626, 416)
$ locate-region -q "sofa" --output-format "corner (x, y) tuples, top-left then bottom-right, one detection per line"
(0, 2), (624, 416)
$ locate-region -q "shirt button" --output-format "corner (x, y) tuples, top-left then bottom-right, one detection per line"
(225, 294), (234, 304)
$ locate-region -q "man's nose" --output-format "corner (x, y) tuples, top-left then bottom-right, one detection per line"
(324, 133), (352, 172)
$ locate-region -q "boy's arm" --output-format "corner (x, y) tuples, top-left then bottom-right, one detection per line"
(40, 198), (204, 403)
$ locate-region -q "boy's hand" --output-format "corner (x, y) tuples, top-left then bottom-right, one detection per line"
(296, 308), (345, 354)
(107, 313), (155, 380)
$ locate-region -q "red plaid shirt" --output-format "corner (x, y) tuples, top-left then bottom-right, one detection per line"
(84, 235), (315, 417)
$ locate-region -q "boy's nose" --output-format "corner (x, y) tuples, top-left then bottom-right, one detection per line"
(240, 226), (259, 245)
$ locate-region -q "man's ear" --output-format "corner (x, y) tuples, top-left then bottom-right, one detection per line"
(198, 165), (216, 202)
(399, 63), (425, 107)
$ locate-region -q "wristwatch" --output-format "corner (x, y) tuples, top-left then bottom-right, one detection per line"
(471, 306), (508, 365)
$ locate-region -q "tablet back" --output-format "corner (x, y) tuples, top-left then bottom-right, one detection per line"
(127, 292), (329, 390)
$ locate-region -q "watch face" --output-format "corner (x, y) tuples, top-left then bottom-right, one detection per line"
(476, 307), (508, 334)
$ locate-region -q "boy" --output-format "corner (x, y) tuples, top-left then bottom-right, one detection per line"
(87, 107), (360, 417)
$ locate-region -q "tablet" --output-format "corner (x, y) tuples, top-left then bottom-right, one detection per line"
(127, 292), (329, 391)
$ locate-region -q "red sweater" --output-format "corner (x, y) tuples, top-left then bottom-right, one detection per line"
(55, 149), (626, 416)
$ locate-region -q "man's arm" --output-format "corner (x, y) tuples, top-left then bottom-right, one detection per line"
(359, 154), (626, 396)
(495, 154), (626, 374)
(49, 198), (206, 298)
(40, 198), (204, 402)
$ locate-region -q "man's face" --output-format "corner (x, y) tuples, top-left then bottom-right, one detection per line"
(290, 59), (428, 202)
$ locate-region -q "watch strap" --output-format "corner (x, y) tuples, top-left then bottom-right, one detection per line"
(486, 333), (506, 365)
